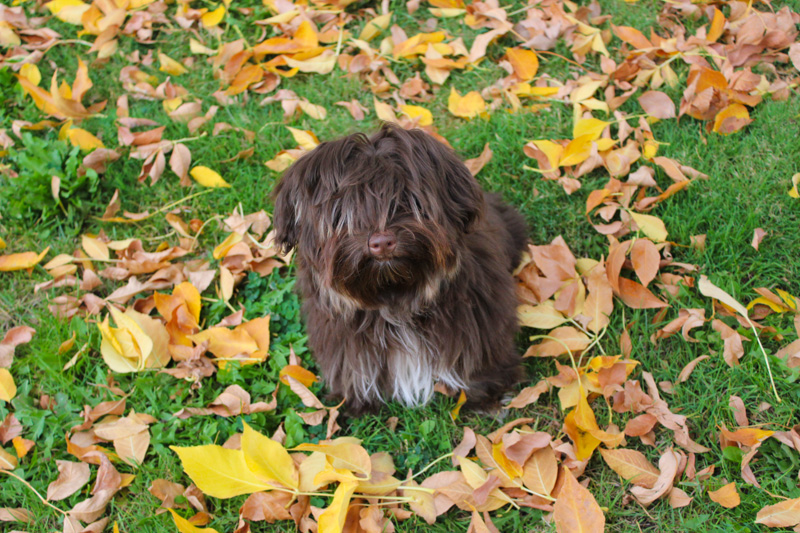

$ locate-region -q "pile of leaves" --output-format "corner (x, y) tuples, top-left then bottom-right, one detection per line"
(2, 0), (800, 531)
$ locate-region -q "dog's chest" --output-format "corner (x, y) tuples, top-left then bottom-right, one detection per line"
(369, 318), (465, 406)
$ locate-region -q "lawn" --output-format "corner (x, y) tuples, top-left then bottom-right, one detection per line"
(1, 0), (800, 532)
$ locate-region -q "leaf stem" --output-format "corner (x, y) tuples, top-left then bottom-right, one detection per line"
(411, 452), (454, 480)
(0, 471), (67, 516)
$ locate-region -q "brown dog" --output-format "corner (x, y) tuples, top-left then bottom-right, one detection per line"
(273, 124), (527, 413)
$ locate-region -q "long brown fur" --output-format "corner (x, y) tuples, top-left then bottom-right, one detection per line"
(273, 124), (528, 413)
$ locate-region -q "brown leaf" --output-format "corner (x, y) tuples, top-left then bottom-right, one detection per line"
(637, 91), (676, 119)
(452, 427), (476, 466)
(553, 467), (605, 533)
(464, 143), (493, 176)
(618, 277), (668, 309)
(756, 497), (800, 527)
(630, 448), (681, 506)
(582, 261), (613, 333)
(712, 319), (746, 367)
(0, 325), (36, 368)
(524, 326), (591, 357)
(677, 355), (709, 382)
(504, 380), (549, 409)
(240, 491), (294, 522)
(630, 239), (660, 287)
(729, 395), (749, 426)
(521, 446), (558, 496)
(170, 143), (192, 186)
(624, 413), (658, 437)
(709, 482), (740, 508)
(599, 448), (660, 488)
(47, 460), (91, 501)
(668, 487), (692, 508)
(751, 228), (766, 251)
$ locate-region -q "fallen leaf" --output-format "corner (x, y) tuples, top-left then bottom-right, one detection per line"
(709, 482), (740, 508)
(190, 166), (231, 188)
(553, 467), (605, 533)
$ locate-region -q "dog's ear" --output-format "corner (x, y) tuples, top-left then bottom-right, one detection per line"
(397, 126), (484, 233)
(272, 154), (310, 252)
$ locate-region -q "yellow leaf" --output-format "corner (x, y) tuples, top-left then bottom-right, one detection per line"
(65, 128), (104, 151)
(170, 445), (275, 498)
(190, 166), (231, 188)
(44, 0), (90, 24)
(530, 140), (563, 169)
(241, 421), (299, 490)
(573, 118), (609, 142)
(190, 38), (216, 55)
(279, 365), (318, 388)
(518, 301), (568, 329)
(448, 87), (486, 119)
(776, 289), (799, 311)
(174, 282), (202, 322)
(201, 6), (226, 27)
(0, 247), (49, 272)
(82, 234), (109, 260)
(789, 173), (799, 199)
(0, 237), (5, 250)
(19, 64), (41, 86)
(158, 52), (188, 76)
(99, 307), (170, 373)
(506, 48), (539, 81)
(318, 481), (357, 533)
(294, 440), (371, 478)
(450, 389), (467, 420)
(746, 296), (791, 313)
(492, 442), (523, 479)
(284, 51), (337, 75)
(630, 212), (668, 242)
(0, 368), (16, 402)
(559, 135), (593, 167)
(287, 127), (320, 151)
(400, 105), (433, 126)
(212, 232), (243, 260)
(359, 13), (391, 41)
(189, 327), (259, 359)
(168, 509), (221, 533)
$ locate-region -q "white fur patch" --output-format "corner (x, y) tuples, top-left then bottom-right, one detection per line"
(388, 324), (465, 407)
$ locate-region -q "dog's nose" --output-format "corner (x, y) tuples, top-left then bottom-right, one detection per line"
(368, 232), (397, 258)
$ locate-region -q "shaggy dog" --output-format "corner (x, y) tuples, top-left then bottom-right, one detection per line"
(273, 124), (528, 413)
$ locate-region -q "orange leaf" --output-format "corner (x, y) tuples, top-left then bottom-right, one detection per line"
(599, 448), (660, 488)
(0, 247), (50, 272)
(553, 467), (605, 533)
(756, 497), (800, 528)
(709, 482), (740, 508)
(506, 48), (539, 81)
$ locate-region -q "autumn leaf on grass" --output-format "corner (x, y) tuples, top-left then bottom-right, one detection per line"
(188, 316), (270, 365)
(564, 386), (624, 460)
(708, 482), (740, 508)
(171, 443), (287, 498)
(599, 448), (660, 488)
(506, 48), (538, 81)
(98, 306), (170, 373)
(712, 104), (752, 135)
(553, 467), (604, 533)
(47, 460), (91, 501)
(16, 59), (104, 120)
(448, 88), (486, 119)
(756, 497), (800, 528)
(155, 282), (201, 348)
(190, 166), (231, 188)
(524, 326), (591, 357)
(0, 368), (16, 402)
(169, 508), (220, 533)
(0, 247), (50, 272)
(630, 448), (682, 506)
(45, 0), (90, 25)
(0, 325), (36, 367)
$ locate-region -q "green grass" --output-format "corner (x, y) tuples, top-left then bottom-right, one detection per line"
(2, 0), (800, 531)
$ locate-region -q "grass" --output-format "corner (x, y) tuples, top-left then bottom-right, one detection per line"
(1, 0), (800, 531)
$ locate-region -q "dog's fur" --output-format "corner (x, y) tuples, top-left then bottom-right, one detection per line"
(273, 124), (527, 413)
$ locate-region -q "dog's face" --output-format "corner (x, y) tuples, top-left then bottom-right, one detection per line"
(273, 124), (485, 310)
